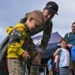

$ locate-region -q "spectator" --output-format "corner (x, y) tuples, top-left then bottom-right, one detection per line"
(53, 38), (70, 75)
(64, 22), (75, 75)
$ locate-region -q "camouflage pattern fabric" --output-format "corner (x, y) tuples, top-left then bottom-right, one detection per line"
(19, 12), (53, 75)
(19, 12), (53, 53)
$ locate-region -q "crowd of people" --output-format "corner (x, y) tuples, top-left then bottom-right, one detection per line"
(0, 1), (75, 75)
(47, 22), (75, 75)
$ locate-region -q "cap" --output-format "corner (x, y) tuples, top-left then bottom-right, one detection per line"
(45, 1), (59, 15)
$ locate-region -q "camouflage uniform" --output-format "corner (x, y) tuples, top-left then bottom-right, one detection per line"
(19, 12), (53, 75)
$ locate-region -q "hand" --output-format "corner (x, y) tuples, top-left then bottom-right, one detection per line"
(50, 55), (55, 59)
(34, 52), (41, 64)
(67, 44), (73, 48)
(22, 51), (30, 60)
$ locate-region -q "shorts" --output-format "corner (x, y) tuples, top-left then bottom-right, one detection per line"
(70, 58), (75, 69)
(7, 58), (25, 75)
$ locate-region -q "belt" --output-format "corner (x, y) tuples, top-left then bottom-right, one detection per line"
(61, 66), (69, 68)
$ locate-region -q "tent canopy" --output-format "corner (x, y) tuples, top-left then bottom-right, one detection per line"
(32, 32), (62, 59)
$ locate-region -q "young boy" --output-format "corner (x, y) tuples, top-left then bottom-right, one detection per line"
(53, 38), (70, 75)
(6, 10), (45, 75)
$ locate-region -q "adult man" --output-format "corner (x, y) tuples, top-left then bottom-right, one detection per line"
(20, 1), (59, 75)
(64, 22), (75, 75)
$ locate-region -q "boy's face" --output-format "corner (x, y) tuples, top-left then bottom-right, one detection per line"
(60, 41), (67, 48)
(28, 18), (41, 31)
(43, 8), (55, 21)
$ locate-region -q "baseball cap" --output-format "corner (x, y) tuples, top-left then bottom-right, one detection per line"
(45, 1), (59, 15)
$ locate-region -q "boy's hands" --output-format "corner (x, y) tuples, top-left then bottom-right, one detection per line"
(22, 51), (30, 60)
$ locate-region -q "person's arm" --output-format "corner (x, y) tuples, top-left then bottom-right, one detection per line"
(34, 21), (53, 64)
(54, 55), (59, 63)
(39, 21), (53, 53)
(53, 48), (61, 56)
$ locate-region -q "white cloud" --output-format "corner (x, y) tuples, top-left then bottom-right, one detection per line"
(0, 27), (7, 42)
(0, 0), (75, 42)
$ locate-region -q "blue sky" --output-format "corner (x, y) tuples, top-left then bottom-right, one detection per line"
(0, 0), (75, 42)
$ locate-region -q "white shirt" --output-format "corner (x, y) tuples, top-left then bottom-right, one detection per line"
(59, 48), (70, 67)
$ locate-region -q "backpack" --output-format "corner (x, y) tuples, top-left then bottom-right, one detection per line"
(0, 36), (9, 62)
(0, 36), (9, 75)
